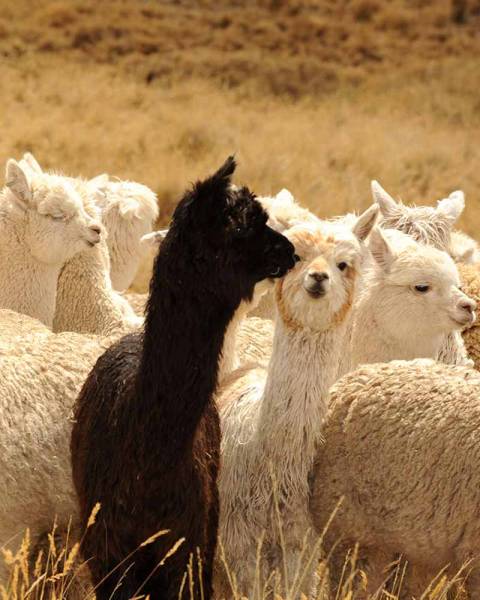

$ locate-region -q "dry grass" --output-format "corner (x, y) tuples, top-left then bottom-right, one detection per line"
(0, 515), (470, 600)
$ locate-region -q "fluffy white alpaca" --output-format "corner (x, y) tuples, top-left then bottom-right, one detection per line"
(0, 328), (114, 585)
(16, 155), (140, 335)
(87, 175), (159, 291)
(215, 210), (376, 599)
(310, 359), (480, 598)
(372, 180), (465, 253)
(0, 159), (102, 327)
(349, 227), (476, 370)
(372, 180), (476, 367)
(22, 152), (159, 292)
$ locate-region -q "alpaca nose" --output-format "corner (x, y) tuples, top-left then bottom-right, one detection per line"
(311, 272), (329, 284)
(460, 298), (476, 316)
(304, 271), (329, 297)
(90, 225), (102, 235)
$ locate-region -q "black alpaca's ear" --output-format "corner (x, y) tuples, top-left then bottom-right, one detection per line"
(191, 156), (237, 209)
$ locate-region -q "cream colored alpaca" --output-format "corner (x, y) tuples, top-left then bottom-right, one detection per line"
(372, 180), (476, 367)
(350, 227), (476, 370)
(373, 179), (480, 263)
(23, 152), (159, 292)
(87, 174), (159, 291)
(0, 159), (102, 327)
(215, 211), (376, 600)
(17, 155), (140, 335)
(310, 359), (480, 598)
(0, 327), (115, 585)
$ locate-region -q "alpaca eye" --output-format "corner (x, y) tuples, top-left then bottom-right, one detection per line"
(414, 284), (430, 293)
(337, 262), (348, 271)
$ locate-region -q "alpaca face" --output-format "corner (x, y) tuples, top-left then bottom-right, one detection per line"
(168, 157), (297, 302)
(368, 228), (476, 341)
(275, 223), (362, 332)
(6, 160), (104, 266)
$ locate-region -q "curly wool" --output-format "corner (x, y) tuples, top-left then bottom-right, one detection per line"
(310, 359), (480, 598)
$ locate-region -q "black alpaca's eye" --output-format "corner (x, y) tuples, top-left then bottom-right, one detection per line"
(414, 284), (430, 293)
(337, 262), (348, 271)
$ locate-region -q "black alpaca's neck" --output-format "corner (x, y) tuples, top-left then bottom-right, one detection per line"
(136, 240), (241, 459)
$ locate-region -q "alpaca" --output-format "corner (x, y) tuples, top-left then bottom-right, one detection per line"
(349, 227), (476, 370)
(18, 153), (142, 335)
(309, 359), (480, 598)
(52, 177), (142, 335)
(87, 174), (159, 291)
(0, 326), (115, 585)
(0, 159), (102, 327)
(252, 189), (322, 319)
(215, 209), (377, 600)
(22, 152), (159, 292)
(70, 157), (297, 600)
(372, 180), (476, 367)
(372, 180), (465, 253)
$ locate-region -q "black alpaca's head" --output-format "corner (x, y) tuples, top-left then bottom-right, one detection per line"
(162, 156), (297, 303)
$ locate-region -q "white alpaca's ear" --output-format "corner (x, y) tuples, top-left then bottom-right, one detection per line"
(5, 159), (32, 209)
(22, 152), (43, 174)
(371, 180), (398, 217)
(140, 230), (168, 248)
(368, 227), (394, 269)
(436, 191), (465, 225)
(89, 173), (109, 188)
(275, 188), (296, 206)
(352, 204), (379, 241)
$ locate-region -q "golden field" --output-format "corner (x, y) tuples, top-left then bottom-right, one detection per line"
(0, 0), (479, 281)
(1, 0), (480, 597)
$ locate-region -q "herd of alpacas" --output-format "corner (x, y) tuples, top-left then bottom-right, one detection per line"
(2, 152), (480, 600)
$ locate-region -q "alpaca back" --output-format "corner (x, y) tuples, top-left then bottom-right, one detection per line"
(0, 329), (113, 582)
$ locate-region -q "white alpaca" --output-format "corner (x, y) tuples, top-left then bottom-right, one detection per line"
(372, 180), (465, 253)
(215, 210), (376, 599)
(350, 227), (476, 370)
(87, 175), (159, 291)
(372, 178), (480, 263)
(0, 328), (114, 585)
(17, 155), (141, 335)
(0, 159), (102, 327)
(310, 359), (480, 598)
(22, 152), (159, 293)
(372, 180), (475, 367)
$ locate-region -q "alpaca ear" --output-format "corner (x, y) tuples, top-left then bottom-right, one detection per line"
(5, 159), (32, 210)
(192, 156), (236, 208)
(140, 230), (168, 248)
(459, 246), (475, 263)
(371, 180), (398, 218)
(436, 191), (465, 225)
(275, 188), (296, 206)
(352, 204), (379, 241)
(22, 152), (43, 174)
(89, 173), (109, 188)
(368, 227), (394, 269)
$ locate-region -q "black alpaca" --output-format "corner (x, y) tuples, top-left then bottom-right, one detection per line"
(70, 157), (297, 600)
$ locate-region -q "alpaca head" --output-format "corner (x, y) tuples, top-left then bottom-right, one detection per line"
(5, 159), (104, 265)
(258, 188), (321, 233)
(372, 180), (464, 252)
(88, 176), (159, 291)
(366, 227), (476, 340)
(162, 156), (297, 304)
(274, 206), (377, 332)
